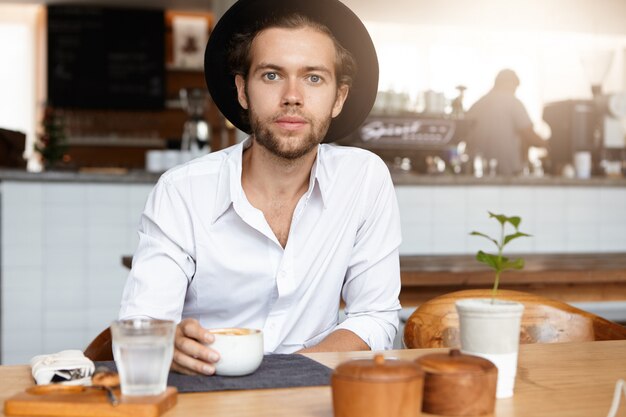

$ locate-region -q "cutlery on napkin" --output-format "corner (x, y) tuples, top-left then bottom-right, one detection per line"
(30, 350), (95, 386)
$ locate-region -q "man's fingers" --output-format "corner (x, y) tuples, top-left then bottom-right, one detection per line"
(179, 318), (214, 344)
(170, 319), (220, 375)
(170, 360), (201, 376)
(174, 334), (219, 362)
(172, 349), (215, 375)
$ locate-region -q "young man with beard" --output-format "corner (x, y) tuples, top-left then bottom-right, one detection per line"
(119, 0), (401, 376)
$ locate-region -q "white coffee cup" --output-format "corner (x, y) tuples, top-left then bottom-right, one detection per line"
(209, 328), (263, 376)
(145, 150), (164, 173)
(574, 151), (592, 179)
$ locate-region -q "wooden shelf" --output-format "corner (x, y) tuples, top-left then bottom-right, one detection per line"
(52, 9), (236, 170)
(166, 64), (204, 73)
(400, 252), (626, 305)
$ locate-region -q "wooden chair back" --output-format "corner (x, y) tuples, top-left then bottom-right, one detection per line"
(84, 327), (113, 361)
(404, 289), (626, 349)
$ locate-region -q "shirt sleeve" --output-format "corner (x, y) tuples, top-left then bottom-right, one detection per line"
(335, 157), (402, 350)
(119, 178), (196, 322)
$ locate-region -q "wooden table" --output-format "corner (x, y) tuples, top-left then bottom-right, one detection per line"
(2, 341), (626, 417)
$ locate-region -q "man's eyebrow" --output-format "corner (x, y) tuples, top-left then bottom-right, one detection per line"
(303, 65), (332, 75)
(251, 63), (333, 76)
(252, 63), (283, 73)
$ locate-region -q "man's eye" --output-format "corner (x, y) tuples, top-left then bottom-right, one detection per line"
(264, 72), (278, 81)
(309, 75), (321, 83)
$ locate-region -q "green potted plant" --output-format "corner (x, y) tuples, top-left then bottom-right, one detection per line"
(35, 105), (69, 170)
(455, 211), (531, 399)
(470, 212), (531, 299)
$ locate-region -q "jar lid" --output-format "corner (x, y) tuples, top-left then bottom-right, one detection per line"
(334, 354), (424, 382)
(416, 349), (496, 375)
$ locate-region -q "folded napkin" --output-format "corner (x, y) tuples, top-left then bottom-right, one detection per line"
(30, 350), (95, 386)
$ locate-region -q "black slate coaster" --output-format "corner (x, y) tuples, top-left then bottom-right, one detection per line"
(97, 354), (332, 393)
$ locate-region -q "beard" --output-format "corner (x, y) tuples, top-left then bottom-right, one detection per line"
(248, 108), (333, 160)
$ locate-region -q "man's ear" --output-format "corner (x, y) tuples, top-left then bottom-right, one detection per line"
(235, 74), (248, 110)
(331, 84), (349, 118)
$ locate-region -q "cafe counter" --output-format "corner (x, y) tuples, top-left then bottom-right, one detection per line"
(0, 168), (159, 184)
(2, 167), (626, 186)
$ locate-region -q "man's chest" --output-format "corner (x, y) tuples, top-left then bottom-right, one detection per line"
(245, 189), (303, 248)
(192, 198), (360, 285)
(263, 202), (297, 248)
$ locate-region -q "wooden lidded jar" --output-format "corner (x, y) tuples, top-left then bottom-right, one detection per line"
(415, 349), (497, 416)
(332, 354), (424, 417)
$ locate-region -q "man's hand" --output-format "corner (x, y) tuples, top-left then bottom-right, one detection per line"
(171, 318), (220, 375)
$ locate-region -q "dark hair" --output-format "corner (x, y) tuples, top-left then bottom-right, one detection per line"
(494, 69), (520, 89)
(227, 13), (357, 88)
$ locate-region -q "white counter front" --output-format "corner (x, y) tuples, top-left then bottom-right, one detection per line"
(396, 184), (626, 255)
(1, 180), (153, 365)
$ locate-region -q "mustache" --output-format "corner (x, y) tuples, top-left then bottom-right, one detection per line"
(270, 110), (312, 123)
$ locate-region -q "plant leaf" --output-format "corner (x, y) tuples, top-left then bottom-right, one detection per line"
(504, 232), (532, 245)
(502, 258), (525, 270)
(506, 216), (521, 229)
(470, 231), (498, 246)
(488, 212), (522, 229)
(474, 212), (531, 286)
(476, 251), (500, 271)
(488, 212), (507, 226)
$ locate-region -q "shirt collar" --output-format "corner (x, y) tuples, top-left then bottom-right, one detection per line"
(309, 145), (329, 209)
(211, 138), (249, 224)
(211, 138), (329, 224)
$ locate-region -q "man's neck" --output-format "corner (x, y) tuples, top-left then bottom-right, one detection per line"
(241, 138), (319, 248)
(241, 138), (318, 201)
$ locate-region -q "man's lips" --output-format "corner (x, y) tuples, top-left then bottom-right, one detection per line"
(274, 116), (308, 131)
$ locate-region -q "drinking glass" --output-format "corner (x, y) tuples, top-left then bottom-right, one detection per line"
(110, 319), (175, 396)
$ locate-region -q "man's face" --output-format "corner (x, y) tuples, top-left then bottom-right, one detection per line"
(235, 26), (349, 160)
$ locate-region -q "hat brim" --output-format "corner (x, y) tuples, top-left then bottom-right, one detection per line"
(204, 0), (379, 143)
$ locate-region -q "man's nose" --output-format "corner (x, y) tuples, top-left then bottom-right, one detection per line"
(281, 79), (303, 107)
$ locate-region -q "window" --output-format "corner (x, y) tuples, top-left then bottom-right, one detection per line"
(0, 5), (44, 171)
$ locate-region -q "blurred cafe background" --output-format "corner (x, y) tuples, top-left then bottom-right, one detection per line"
(1, 0), (626, 364)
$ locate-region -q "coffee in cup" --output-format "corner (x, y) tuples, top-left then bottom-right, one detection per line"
(209, 328), (263, 376)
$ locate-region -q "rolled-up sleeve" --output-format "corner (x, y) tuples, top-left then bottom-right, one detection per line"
(335, 159), (402, 350)
(119, 178), (196, 322)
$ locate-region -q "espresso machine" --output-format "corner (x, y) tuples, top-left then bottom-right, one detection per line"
(543, 92), (626, 176)
(543, 49), (626, 176)
(180, 88), (211, 153)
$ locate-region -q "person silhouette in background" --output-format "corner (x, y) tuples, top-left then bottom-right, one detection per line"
(465, 69), (545, 176)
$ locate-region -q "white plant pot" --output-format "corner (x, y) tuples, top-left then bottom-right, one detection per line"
(455, 298), (524, 399)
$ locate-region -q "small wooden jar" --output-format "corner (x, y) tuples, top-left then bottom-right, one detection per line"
(415, 349), (497, 416)
(332, 354), (424, 417)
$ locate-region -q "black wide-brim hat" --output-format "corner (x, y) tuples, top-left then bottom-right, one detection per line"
(204, 0), (379, 143)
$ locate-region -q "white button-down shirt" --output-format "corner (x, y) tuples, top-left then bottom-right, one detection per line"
(120, 138), (401, 352)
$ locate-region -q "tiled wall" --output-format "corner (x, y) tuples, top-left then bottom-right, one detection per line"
(396, 185), (626, 254)
(1, 181), (625, 364)
(1, 181), (153, 365)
